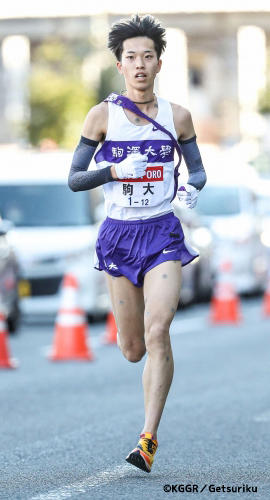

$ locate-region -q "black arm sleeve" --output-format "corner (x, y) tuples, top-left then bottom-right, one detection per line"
(68, 136), (114, 192)
(178, 135), (207, 191)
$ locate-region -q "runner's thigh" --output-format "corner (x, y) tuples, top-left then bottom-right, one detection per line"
(105, 273), (145, 344)
(143, 261), (182, 333)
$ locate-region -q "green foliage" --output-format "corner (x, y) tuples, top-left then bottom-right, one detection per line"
(97, 64), (123, 102)
(258, 85), (270, 114)
(250, 152), (270, 175)
(258, 49), (270, 114)
(26, 39), (96, 149)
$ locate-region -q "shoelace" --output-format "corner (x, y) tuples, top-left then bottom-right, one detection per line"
(141, 438), (157, 455)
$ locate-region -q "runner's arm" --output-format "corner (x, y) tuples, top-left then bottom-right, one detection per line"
(68, 103), (117, 192)
(172, 105), (207, 191)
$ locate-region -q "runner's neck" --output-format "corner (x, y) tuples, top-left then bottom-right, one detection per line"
(123, 92), (157, 113)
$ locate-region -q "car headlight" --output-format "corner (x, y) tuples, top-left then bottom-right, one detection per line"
(65, 247), (91, 263)
(191, 227), (212, 249)
(260, 230), (270, 248)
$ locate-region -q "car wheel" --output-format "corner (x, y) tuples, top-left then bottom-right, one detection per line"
(7, 296), (21, 334)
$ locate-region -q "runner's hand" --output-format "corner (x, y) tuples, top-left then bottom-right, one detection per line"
(177, 183), (199, 209)
(115, 153), (148, 179)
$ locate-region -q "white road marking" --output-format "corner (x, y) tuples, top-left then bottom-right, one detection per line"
(253, 409), (270, 422)
(30, 464), (131, 500)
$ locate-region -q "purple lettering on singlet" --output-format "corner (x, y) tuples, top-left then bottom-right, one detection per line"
(94, 140), (174, 164)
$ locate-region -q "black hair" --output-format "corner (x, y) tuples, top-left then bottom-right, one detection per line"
(108, 14), (166, 61)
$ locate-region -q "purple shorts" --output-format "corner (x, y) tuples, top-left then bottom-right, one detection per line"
(94, 211), (199, 287)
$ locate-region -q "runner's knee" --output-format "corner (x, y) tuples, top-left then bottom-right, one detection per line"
(121, 339), (146, 363)
(144, 321), (170, 353)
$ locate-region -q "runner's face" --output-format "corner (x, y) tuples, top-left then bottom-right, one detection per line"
(117, 37), (162, 91)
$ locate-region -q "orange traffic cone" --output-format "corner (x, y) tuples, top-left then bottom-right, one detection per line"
(0, 311), (18, 369)
(210, 260), (242, 324)
(262, 273), (270, 317)
(102, 310), (118, 344)
(49, 273), (94, 361)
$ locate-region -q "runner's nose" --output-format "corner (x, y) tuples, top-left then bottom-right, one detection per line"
(136, 58), (145, 69)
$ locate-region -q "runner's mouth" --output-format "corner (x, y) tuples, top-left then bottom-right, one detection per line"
(135, 73), (147, 79)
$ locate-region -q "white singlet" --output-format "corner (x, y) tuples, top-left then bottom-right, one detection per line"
(94, 96), (178, 220)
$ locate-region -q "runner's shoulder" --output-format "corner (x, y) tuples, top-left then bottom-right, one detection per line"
(82, 101), (108, 141)
(170, 102), (192, 125)
(170, 102), (194, 140)
(85, 101), (108, 123)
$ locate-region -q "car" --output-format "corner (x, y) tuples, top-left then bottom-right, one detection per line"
(173, 200), (214, 304)
(194, 161), (268, 294)
(254, 178), (270, 250)
(0, 217), (21, 333)
(0, 149), (110, 320)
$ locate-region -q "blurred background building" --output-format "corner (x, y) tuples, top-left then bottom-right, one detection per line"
(0, 1), (270, 170)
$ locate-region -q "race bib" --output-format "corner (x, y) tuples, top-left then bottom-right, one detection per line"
(112, 166), (164, 207)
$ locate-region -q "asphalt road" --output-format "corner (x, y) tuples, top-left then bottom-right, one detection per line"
(1, 297), (270, 500)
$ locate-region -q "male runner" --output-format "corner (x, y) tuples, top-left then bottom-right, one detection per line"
(68, 14), (206, 473)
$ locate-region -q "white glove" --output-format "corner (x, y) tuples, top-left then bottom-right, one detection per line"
(115, 153), (148, 179)
(177, 183), (199, 209)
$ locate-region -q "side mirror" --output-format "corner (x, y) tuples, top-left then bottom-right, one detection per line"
(0, 219), (14, 235)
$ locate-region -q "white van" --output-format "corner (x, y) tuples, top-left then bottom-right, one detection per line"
(0, 149), (110, 318)
(194, 160), (268, 294)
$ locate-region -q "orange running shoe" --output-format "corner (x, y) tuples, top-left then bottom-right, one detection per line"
(126, 432), (158, 473)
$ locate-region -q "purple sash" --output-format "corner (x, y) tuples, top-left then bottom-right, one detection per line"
(104, 93), (182, 202)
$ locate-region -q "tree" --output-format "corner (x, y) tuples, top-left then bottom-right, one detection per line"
(258, 49), (270, 115)
(97, 64), (123, 102)
(26, 39), (96, 149)
(258, 85), (270, 114)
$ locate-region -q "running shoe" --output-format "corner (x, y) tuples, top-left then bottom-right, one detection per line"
(125, 432), (158, 473)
